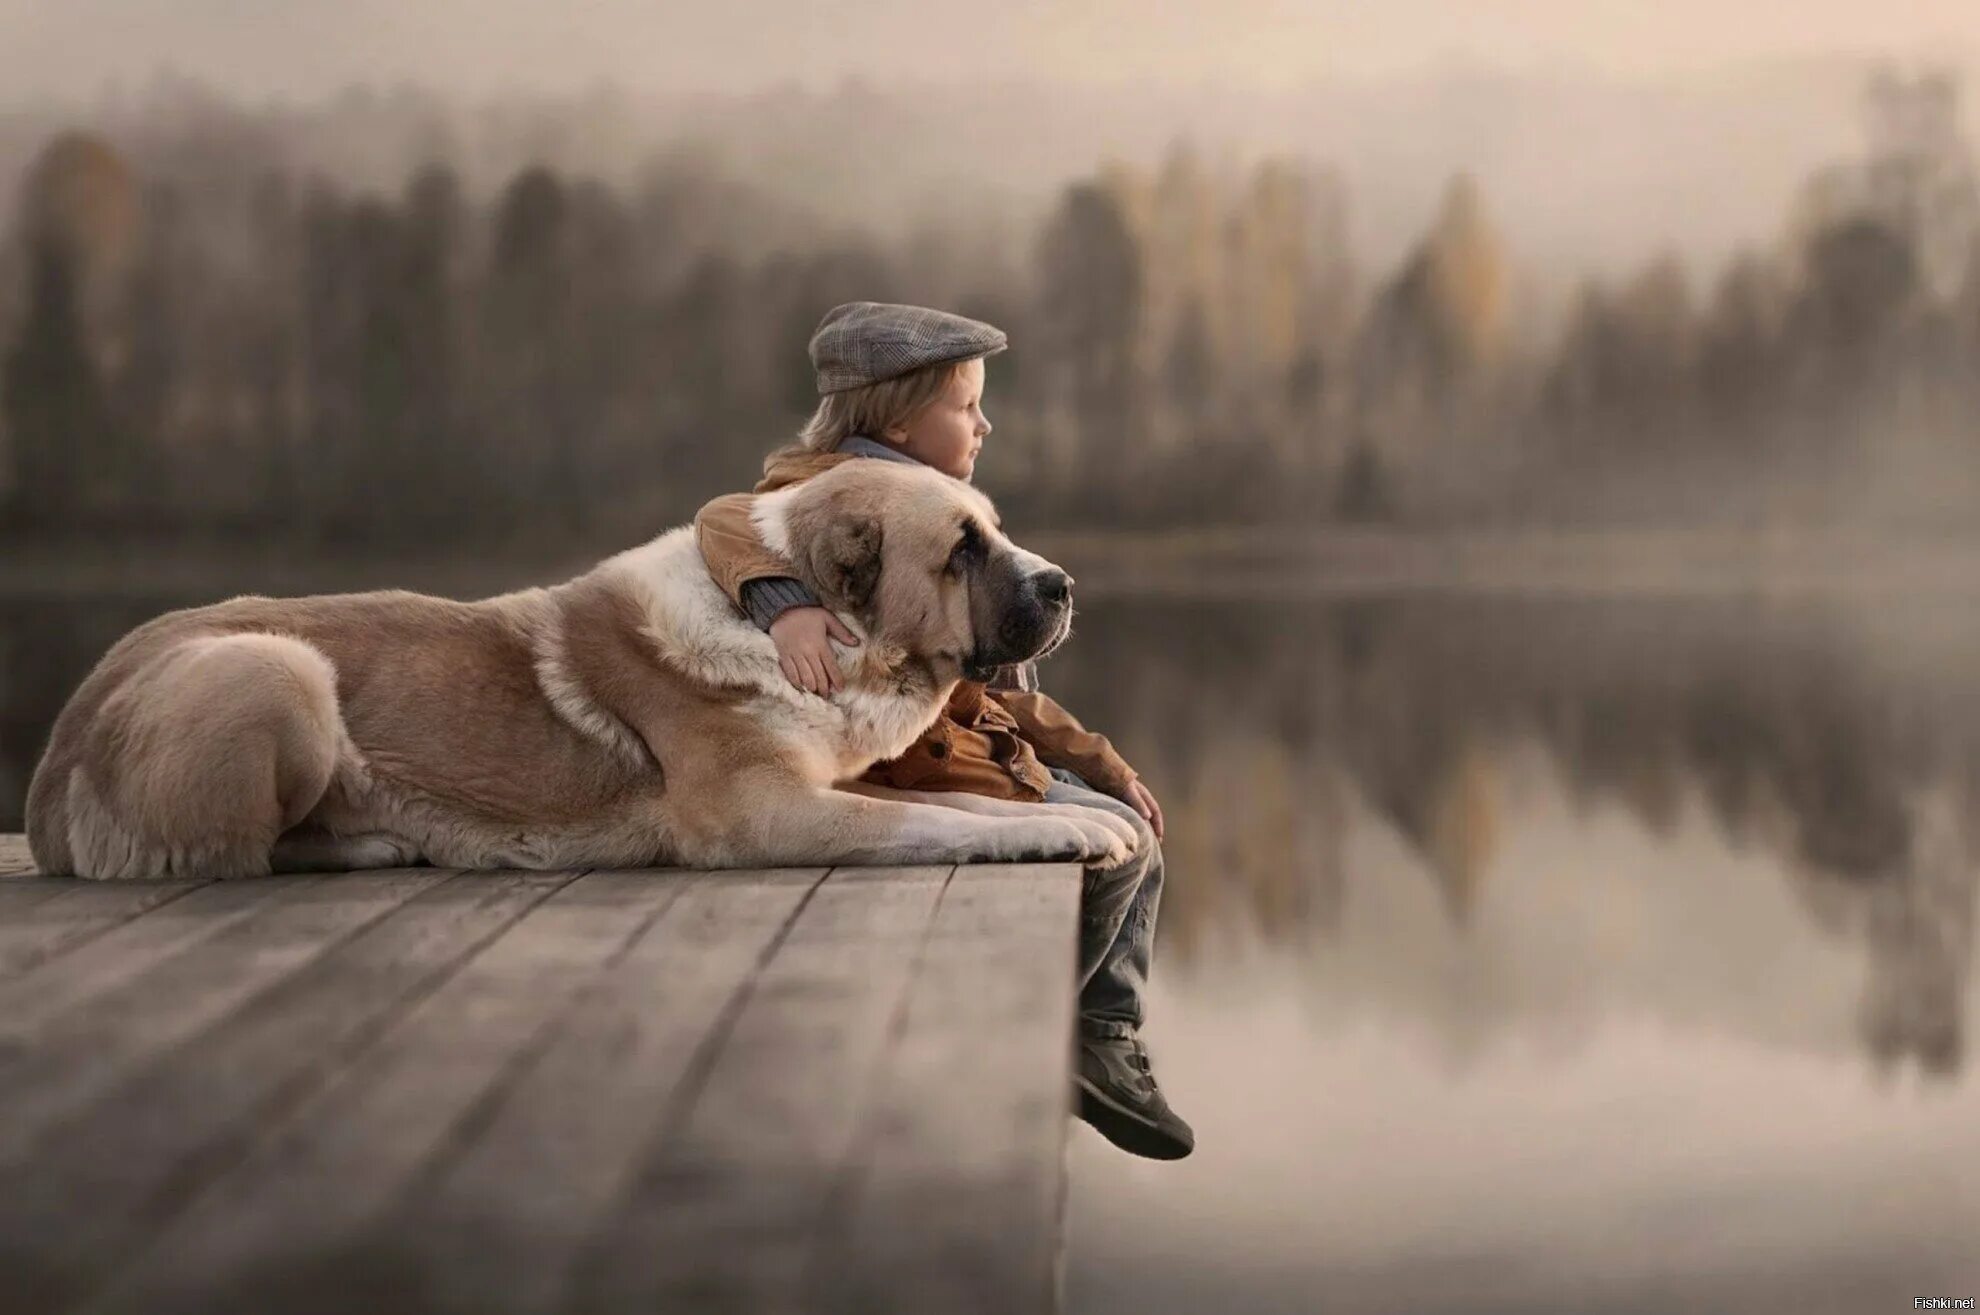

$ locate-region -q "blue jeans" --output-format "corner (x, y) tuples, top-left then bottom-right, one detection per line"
(1046, 767), (1163, 1039)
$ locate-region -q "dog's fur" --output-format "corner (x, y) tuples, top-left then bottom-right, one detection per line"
(25, 462), (1135, 879)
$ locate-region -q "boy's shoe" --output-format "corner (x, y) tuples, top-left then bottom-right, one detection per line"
(1074, 1032), (1195, 1160)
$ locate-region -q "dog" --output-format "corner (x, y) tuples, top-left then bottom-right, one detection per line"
(24, 461), (1136, 879)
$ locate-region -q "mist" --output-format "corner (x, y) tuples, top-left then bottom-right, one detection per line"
(3, 59), (1978, 547)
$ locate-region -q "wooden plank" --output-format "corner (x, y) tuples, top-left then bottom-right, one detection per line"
(0, 833), (35, 876)
(0, 878), (209, 979)
(0, 875), (83, 915)
(0, 857), (1085, 1315)
(0, 876), (325, 1038)
(565, 865), (953, 1315)
(808, 863), (1080, 1315)
(347, 868), (826, 1315)
(0, 868), (442, 1164)
(86, 869), (700, 1315)
(0, 834), (61, 905)
(0, 869), (569, 1315)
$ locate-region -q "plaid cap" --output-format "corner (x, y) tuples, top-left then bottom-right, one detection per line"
(808, 301), (1008, 395)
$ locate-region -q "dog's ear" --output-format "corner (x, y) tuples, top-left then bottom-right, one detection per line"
(808, 514), (883, 609)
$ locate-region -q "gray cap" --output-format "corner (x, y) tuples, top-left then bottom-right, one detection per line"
(808, 301), (1008, 395)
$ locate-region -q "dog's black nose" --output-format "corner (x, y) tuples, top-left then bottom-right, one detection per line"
(1034, 568), (1072, 604)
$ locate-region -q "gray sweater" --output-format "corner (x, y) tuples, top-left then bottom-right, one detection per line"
(737, 435), (1039, 695)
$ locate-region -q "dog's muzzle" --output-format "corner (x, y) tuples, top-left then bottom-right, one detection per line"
(967, 567), (1075, 680)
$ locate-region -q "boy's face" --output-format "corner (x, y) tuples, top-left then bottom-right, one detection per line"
(883, 357), (989, 481)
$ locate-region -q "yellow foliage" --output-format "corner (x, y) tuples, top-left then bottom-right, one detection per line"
(21, 132), (137, 278)
(1422, 174), (1509, 373)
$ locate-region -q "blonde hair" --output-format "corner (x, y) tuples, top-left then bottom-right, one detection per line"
(786, 358), (968, 459)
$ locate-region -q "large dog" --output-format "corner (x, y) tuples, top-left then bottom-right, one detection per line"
(25, 461), (1136, 879)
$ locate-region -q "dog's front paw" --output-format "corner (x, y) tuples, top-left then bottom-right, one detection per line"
(1060, 806), (1137, 863)
(987, 817), (1095, 864)
(987, 815), (1127, 866)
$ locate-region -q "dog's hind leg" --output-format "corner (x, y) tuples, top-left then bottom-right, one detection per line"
(65, 634), (346, 880)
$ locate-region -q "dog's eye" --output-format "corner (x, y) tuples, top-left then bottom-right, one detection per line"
(944, 522), (981, 578)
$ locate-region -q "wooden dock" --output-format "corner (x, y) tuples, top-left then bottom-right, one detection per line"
(0, 834), (1079, 1315)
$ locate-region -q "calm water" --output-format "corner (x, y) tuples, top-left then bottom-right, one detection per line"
(1045, 593), (1980, 1315)
(5, 584), (1978, 1311)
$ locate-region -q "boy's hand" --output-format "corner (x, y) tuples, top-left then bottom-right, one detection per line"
(1122, 779), (1164, 841)
(768, 606), (861, 696)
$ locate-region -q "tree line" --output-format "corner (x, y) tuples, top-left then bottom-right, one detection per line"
(2, 68), (1977, 546)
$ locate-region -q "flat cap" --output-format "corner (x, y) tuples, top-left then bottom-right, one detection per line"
(808, 301), (1008, 395)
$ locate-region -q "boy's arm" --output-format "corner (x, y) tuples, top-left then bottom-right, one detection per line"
(987, 688), (1138, 796)
(694, 492), (821, 627)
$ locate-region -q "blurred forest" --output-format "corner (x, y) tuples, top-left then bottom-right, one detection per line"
(2, 67), (1978, 550)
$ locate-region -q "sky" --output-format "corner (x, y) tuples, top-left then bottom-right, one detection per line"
(0, 0), (1976, 102)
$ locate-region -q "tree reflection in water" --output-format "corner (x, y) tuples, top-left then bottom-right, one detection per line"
(1040, 592), (1980, 1081)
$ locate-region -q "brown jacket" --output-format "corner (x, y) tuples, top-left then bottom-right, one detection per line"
(693, 447), (1138, 801)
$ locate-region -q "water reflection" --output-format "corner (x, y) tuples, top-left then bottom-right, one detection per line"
(1037, 592), (1980, 1314)
(1041, 594), (1980, 1080)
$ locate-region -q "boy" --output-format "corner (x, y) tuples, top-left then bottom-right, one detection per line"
(694, 302), (1193, 1160)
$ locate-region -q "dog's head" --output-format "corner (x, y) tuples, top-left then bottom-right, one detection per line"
(776, 461), (1073, 683)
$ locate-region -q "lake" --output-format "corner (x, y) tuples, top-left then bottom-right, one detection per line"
(4, 581), (1977, 1312)
(1048, 592), (1980, 1314)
